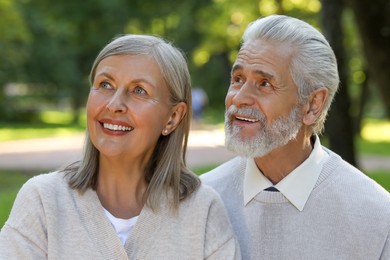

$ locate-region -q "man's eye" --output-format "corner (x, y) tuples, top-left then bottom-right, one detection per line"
(232, 76), (243, 84)
(259, 80), (272, 88)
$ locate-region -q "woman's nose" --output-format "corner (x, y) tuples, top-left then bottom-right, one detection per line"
(106, 89), (127, 113)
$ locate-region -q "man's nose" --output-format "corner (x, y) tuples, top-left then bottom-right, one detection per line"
(231, 82), (256, 107)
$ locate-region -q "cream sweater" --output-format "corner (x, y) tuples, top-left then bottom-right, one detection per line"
(201, 149), (390, 260)
(0, 171), (241, 259)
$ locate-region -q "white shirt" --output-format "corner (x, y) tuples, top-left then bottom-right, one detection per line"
(103, 208), (139, 245)
(244, 135), (329, 211)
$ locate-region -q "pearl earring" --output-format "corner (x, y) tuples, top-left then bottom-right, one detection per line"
(164, 129), (168, 135)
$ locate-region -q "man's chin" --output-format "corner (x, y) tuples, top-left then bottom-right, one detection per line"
(225, 136), (270, 158)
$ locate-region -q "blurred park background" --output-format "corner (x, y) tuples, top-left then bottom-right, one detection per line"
(1, 0), (390, 226)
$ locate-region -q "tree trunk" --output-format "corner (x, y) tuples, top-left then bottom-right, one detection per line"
(0, 82), (5, 120)
(346, 0), (390, 118)
(354, 68), (370, 136)
(321, 0), (357, 166)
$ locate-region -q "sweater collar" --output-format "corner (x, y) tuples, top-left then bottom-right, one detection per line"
(76, 187), (129, 259)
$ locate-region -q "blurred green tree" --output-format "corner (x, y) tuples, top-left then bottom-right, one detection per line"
(0, 0), (31, 119)
(1, 0), (388, 167)
(347, 0), (390, 118)
(321, 0), (357, 166)
(17, 0), (131, 123)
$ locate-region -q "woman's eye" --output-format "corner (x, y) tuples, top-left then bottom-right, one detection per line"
(133, 86), (146, 95)
(100, 82), (112, 89)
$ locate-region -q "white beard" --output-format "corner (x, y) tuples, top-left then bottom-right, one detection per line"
(225, 104), (303, 158)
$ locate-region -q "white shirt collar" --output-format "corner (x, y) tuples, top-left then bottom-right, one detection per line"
(244, 135), (329, 211)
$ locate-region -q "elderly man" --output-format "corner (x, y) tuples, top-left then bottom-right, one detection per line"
(201, 15), (390, 259)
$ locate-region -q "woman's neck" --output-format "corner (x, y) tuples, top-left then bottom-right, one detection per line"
(96, 158), (148, 219)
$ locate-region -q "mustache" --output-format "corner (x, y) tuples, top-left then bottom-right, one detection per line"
(225, 105), (265, 121)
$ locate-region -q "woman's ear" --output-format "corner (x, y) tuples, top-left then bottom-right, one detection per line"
(302, 87), (328, 126)
(162, 102), (187, 135)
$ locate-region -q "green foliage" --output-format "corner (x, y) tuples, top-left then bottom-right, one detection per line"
(0, 0), (387, 120)
(203, 106), (226, 125)
(0, 0), (329, 125)
(0, 0), (31, 81)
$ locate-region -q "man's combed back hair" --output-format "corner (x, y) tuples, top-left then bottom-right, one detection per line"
(242, 15), (339, 134)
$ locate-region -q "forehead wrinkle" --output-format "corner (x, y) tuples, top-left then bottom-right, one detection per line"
(231, 62), (274, 81)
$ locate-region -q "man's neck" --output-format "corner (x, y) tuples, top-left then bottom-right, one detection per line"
(254, 134), (313, 184)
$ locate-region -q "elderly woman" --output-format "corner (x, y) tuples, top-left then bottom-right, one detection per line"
(0, 34), (241, 259)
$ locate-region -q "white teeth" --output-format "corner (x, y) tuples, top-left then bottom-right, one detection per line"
(103, 123), (132, 131)
(236, 116), (257, 122)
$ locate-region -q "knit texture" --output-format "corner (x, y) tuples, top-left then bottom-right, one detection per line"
(201, 148), (390, 260)
(0, 171), (241, 259)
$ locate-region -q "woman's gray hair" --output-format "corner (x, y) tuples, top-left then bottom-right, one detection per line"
(242, 15), (339, 134)
(65, 34), (200, 210)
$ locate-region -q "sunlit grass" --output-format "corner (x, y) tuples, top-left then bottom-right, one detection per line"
(0, 110), (85, 142)
(357, 118), (390, 156)
(40, 110), (87, 126)
(0, 124), (84, 142)
(361, 118), (390, 142)
(368, 171), (390, 191)
(356, 138), (390, 156)
(0, 113), (389, 157)
(40, 110), (74, 125)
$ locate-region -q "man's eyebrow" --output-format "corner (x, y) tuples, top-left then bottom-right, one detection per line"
(231, 64), (243, 73)
(254, 70), (274, 80)
(232, 64), (274, 79)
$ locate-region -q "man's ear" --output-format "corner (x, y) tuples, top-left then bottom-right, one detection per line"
(302, 87), (328, 126)
(162, 102), (187, 135)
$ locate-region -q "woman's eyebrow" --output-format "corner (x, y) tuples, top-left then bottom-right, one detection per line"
(95, 72), (157, 89)
(95, 72), (114, 81)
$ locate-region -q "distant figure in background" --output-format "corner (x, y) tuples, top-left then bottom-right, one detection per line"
(0, 34), (240, 259)
(192, 87), (208, 125)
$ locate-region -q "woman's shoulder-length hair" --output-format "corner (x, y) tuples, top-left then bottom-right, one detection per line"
(64, 34), (200, 211)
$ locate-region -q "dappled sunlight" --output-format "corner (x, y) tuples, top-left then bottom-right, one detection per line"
(188, 128), (225, 147)
(361, 120), (390, 142)
(193, 49), (210, 66)
(40, 111), (73, 125)
(0, 127), (82, 142)
(283, 0), (321, 12)
(258, 0), (278, 16)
